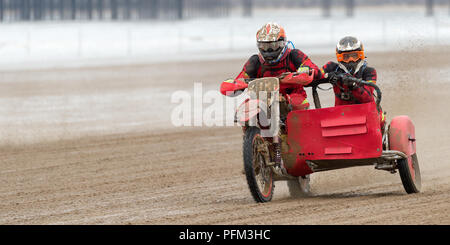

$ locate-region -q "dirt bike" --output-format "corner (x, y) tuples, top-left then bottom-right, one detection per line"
(231, 71), (421, 203)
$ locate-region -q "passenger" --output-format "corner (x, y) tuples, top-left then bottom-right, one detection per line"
(320, 36), (385, 130)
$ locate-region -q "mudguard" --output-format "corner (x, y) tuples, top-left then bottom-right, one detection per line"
(388, 115), (416, 156)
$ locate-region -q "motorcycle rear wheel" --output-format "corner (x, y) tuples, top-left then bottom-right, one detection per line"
(398, 153), (421, 194)
(243, 127), (274, 203)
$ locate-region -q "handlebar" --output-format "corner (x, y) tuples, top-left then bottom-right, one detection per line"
(239, 72), (382, 111)
(336, 73), (382, 111)
(306, 73), (382, 111)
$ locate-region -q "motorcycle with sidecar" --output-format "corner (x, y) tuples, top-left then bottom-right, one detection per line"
(230, 71), (421, 203)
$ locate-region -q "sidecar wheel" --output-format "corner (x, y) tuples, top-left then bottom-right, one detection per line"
(243, 127), (274, 203)
(398, 153), (421, 194)
(287, 175), (311, 197)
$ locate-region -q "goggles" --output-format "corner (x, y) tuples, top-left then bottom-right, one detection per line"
(257, 40), (285, 52)
(336, 50), (365, 63)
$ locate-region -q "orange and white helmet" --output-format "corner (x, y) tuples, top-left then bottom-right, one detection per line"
(256, 22), (288, 63)
(336, 36), (366, 74)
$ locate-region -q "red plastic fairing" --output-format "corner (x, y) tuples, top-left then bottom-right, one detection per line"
(285, 102), (382, 176)
(280, 72), (314, 86)
(388, 115), (416, 156)
(220, 79), (248, 96)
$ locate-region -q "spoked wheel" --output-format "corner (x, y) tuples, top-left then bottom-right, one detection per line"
(243, 127), (274, 203)
(398, 153), (421, 193)
(287, 175), (311, 197)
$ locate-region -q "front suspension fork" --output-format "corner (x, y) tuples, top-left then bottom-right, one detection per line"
(272, 135), (288, 176)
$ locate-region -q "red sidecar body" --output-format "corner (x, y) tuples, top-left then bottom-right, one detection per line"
(285, 102), (383, 176)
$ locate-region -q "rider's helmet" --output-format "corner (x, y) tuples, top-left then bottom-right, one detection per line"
(336, 36), (365, 74)
(256, 22), (288, 64)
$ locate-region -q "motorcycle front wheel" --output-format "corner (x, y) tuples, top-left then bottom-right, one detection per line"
(243, 126), (274, 203)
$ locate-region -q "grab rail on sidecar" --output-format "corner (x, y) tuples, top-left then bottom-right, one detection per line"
(306, 74), (382, 112)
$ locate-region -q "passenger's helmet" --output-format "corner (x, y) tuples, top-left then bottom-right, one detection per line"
(256, 22), (287, 64)
(336, 36), (365, 74)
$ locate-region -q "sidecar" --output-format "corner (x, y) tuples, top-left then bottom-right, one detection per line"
(285, 101), (421, 194)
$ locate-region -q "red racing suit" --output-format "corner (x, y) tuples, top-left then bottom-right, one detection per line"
(320, 61), (385, 128)
(220, 48), (321, 111)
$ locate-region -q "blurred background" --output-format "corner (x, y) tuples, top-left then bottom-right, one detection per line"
(0, 0), (449, 69)
(1, 0), (450, 144)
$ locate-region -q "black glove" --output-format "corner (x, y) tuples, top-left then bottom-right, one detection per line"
(342, 75), (363, 89)
(326, 72), (340, 84)
(341, 75), (352, 88)
(329, 73), (358, 89)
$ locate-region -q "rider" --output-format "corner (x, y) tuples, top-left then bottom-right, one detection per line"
(220, 22), (321, 111)
(320, 36), (385, 130)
